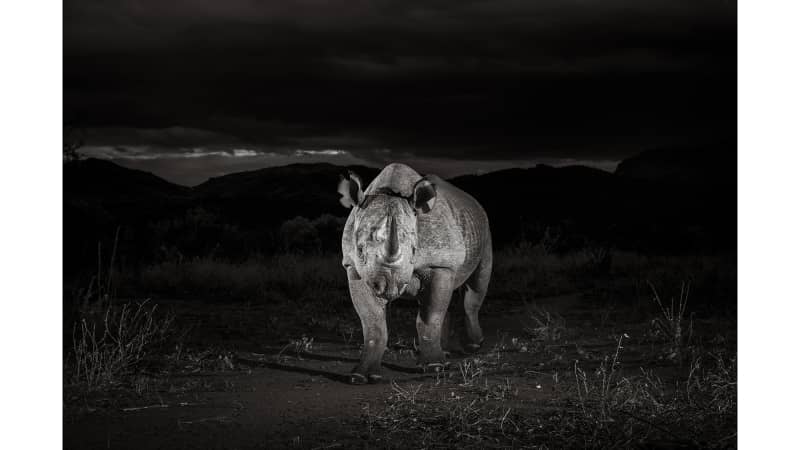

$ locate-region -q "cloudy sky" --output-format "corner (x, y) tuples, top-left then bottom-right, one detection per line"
(64, 0), (736, 186)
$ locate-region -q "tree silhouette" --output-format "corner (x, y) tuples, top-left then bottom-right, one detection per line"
(63, 126), (86, 162)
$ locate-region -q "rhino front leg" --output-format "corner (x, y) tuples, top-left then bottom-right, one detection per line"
(347, 267), (387, 384)
(416, 268), (455, 370)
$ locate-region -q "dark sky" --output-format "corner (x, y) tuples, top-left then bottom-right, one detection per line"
(64, 0), (736, 186)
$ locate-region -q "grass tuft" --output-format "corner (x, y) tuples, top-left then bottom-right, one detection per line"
(523, 302), (566, 342)
(649, 280), (693, 359)
(70, 300), (174, 390)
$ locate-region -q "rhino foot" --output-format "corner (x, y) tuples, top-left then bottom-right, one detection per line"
(421, 361), (450, 373)
(462, 341), (484, 354)
(349, 373), (368, 385)
(349, 370), (383, 385)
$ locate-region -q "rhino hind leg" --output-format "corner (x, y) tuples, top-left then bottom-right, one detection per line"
(440, 285), (466, 355)
(462, 251), (492, 354)
(416, 268), (455, 368)
(462, 287), (486, 354)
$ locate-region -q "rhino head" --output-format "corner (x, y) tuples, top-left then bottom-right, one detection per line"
(338, 171), (436, 301)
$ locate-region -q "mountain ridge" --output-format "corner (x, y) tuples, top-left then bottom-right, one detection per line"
(63, 146), (736, 266)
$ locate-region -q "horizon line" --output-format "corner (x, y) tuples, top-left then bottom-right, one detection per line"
(71, 156), (622, 187)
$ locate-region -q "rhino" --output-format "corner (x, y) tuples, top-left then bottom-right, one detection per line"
(338, 163), (492, 384)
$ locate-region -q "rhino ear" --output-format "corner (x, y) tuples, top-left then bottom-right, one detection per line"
(338, 171), (365, 208)
(412, 178), (437, 213)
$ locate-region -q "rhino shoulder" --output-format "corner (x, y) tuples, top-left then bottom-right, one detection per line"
(414, 185), (467, 268)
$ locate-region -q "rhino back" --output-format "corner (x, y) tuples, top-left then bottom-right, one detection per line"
(364, 163), (421, 197)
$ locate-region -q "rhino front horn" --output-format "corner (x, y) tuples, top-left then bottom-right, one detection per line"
(384, 214), (402, 264)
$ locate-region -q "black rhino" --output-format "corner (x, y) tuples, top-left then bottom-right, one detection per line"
(338, 163), (492, 384)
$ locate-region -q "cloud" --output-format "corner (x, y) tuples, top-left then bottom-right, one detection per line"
(294, 149), (349, 156)
(81, 145), (278, 160)
(232, 149), (258, 157)
(105, 149), (372, 186)
(96, 144), (622, 187)
(64, 0), (736, 172)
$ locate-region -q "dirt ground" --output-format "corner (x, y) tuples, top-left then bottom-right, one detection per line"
(63, 292), (736, 449)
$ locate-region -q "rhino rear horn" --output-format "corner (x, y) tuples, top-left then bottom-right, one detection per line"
(412, 178), (437, 213)
(338, 171), (364, 208)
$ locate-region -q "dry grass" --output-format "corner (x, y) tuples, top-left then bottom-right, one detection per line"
(70, 300), (174, 390)
(363, 379), (526, 449)
(566, 335), (736, 448)
(361, 326), (736, 449)
(490, 243), (583, 300)
(649, 280), (694, 359)
(573, 334), (629, 420)
(523, 303), (566, 342)
(360, 346), (530, 448)
(65, 244), (735, 447)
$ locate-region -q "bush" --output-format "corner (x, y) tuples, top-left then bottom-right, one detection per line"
(310, 214), (347, 253)
(280, 216), (321, 253)
(127, 254), (347, 301)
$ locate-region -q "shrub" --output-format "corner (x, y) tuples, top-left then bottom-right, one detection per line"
(310, 214), (347, 253)
(280, 216), (321, 253)
(128, 254), (347, 301)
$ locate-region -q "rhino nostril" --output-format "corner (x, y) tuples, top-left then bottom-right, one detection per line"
(370, 278), (387, 296)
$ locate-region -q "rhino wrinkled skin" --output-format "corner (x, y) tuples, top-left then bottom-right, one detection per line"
(338, 163), (492, 384)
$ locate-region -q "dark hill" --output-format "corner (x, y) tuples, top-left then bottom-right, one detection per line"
(195, 163), (381, 227)
(63, 158), (193, 232)
(615, 142), (736, 186)
(451, 165), (621, 224)
(64, 159), (195, 274)
(65, 158), (191, 202)
(451, 165), (638, 249)
(64, 150), (735, 273)
(450, 161), (734, 251)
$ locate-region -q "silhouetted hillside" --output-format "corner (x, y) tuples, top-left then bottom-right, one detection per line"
(450, 165), (624, 247)
(451, 164), (621, 220)
(64, 150), (736, 275)
(450, 161), (734, 251)
(196, 163), (380, 227)
(615, 142), (736, 186)
(64, 158), (193, 220)
(64, 159), (195, 275)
